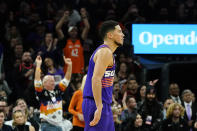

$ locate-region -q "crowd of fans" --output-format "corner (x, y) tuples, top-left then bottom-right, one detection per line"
(0, 0), (197, 131)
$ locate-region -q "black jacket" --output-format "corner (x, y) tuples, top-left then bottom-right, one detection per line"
(0, 124), (13, 131)
(161, 117), (189, 131)
(138, 100), (163, 131)
(182, 101), (197, 131)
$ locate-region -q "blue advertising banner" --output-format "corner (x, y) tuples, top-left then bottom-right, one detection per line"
(132, 24), (197, 54)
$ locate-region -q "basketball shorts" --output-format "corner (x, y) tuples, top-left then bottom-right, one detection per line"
(82, 98), (115, 131)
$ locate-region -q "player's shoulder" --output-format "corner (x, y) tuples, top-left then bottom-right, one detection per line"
(97, 47), (112, 56)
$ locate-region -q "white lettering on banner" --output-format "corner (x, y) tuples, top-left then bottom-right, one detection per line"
(153, 34), (163, 48)
(139, 31), (197, 48)
(139, 32), (152, 45)
(104, 70), (115, 77)
(165, 35), (173, 45)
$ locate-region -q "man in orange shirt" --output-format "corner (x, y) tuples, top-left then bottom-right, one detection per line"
(56, 8), (90, 74)
(63, 26), (84, 74)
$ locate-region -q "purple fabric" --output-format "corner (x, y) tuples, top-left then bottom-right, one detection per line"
(186, 104), (191, 120)
(83, 44), (115, 104)
(82, 98), (115, 131)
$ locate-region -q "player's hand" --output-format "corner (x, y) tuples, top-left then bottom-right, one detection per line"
(35, 56), (42, 66)
(89, 108), (102, 126)
(63, 56), (72, 65)
(77, 113), (84, 121)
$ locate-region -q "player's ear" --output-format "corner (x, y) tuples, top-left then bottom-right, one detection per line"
(106, 31), (113, 39)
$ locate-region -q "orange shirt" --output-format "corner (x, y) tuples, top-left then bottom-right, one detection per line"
(68, 90), (85, 127)
(63, 39), (84, 74)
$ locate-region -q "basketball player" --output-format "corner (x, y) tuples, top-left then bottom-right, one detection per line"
(82, 20), (124, 131)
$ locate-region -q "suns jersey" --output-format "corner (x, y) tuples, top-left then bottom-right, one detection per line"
(63, 39), (84, 74)
(34, 80), (68, 124)
(83, 44), (115, 104)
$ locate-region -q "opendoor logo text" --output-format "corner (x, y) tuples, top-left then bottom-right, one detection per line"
(132, 24), (197, 54)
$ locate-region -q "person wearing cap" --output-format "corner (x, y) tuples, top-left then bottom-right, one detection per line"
(56, 8), (90, 74)
(138, 85), (163, 131)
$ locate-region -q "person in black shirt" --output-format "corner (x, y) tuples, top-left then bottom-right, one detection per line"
(124, 113), (144, 131)
(12, 109), (35, 131)
(0, 109), (12, 131)
(161, 103), (188, 131)
(138, 85), (163, 131)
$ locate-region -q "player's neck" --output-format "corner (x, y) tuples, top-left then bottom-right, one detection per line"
(103, 40), (118, 53)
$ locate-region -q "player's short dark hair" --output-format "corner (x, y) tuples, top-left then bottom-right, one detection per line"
(99, 20), (119, 40)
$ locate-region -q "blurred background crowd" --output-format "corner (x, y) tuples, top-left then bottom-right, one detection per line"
(0, 0), (197, 131)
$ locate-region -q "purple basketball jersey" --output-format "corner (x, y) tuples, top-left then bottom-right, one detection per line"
(83, 44), (115, 104)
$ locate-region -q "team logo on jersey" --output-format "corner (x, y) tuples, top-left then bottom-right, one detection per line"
(71, 49), (78, 57)
(104, 70), (115, 77)
(75, 44), (80, 47)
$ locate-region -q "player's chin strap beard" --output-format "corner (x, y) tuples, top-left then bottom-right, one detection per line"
(115, 41), (122, 47)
